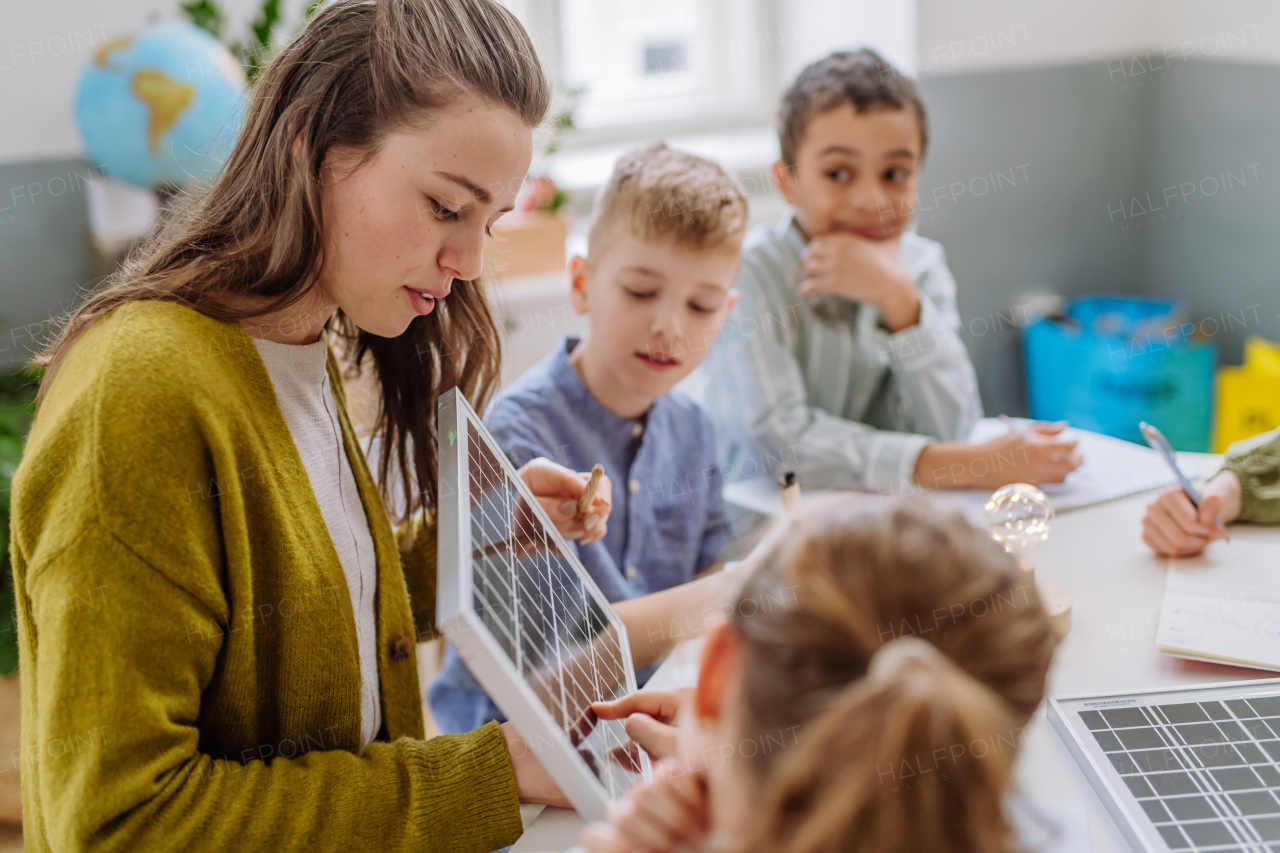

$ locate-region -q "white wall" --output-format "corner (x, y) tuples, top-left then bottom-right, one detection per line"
(781, 0), (917, 78)
(0, 0), (304, 166)
(9, 0), (1279, 167)
(916, 0), (1280, 77)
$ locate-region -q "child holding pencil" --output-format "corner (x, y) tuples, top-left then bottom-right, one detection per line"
(429, 143), (750, 733)
(1143, 426), (1280, 556)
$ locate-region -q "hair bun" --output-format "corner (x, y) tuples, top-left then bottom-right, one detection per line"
(868, 635), (947, 680)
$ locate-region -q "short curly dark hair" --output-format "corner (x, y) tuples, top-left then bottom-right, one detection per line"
(779, 48), (928, 167)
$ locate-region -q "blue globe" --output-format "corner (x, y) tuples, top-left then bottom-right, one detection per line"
(75, 20), (248, 190)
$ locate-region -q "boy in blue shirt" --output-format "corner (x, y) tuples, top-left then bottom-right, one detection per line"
(429, 141), (748, 734)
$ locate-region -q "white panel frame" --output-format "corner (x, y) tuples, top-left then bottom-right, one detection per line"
(1050, 677), (1280, 852)
(436, 387), (651, 821)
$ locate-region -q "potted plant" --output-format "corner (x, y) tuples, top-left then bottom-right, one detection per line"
(486, 86), (583, 280)
(0, 362), (40, 832)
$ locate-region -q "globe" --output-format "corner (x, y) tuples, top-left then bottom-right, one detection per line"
(74, 20), (248, 190)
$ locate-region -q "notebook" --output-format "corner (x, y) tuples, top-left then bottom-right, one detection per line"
(1157, 529), (1280, 671)
(722, 418), (1223, 521)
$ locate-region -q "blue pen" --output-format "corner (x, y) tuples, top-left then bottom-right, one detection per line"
(1139, 421), (1229, 541)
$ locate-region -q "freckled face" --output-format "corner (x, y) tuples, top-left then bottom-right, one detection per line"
(315, 102), (533, 338)
(775, 103), (922, 241)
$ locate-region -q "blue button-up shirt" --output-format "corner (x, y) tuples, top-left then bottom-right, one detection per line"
(427, 336), (728, 734)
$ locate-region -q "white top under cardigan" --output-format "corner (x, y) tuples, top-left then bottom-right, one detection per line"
(252, 330), (382, 754)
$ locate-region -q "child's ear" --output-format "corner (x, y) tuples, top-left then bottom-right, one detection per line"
(771, 160), (798, 205)
(693, 621), (743, 722)
(568, 254), (590, 316)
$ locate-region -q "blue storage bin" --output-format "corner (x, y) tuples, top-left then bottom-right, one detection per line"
(1024, 296), (1215, 451)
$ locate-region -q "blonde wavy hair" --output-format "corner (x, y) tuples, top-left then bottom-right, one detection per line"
(733, 498), (1056, 853)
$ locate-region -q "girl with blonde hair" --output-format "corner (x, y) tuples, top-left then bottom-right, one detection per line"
(585, 498), (1058, 853)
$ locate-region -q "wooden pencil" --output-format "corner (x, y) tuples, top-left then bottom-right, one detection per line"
(576, 464), (605, 521)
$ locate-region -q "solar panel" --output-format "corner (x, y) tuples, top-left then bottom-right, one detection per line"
(1051, 678), (1280, 852)
(435, 388), (652, 820)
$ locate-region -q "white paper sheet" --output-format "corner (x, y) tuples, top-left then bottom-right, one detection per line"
(1157, 528), (1280, 670)
(722, 418), (1222, 520)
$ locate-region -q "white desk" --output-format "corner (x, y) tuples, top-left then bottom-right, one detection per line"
(515, 457), (1277, 853)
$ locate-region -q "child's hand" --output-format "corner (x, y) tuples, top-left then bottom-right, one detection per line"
(798, 232), (920, 331)
(592, 689), (689, 760)
(1142, 487), (1228, 557)
(1141, 469), (1245, 557)
(915, 422), (1083, 489)
(579, 757), (709, 853)
(516, 457), (612, 545)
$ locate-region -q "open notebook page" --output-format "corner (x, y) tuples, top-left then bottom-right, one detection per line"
(1157, 528), (1280, 670)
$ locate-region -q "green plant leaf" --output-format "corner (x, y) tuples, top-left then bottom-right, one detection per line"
(0, 398), (33, 438)
(0, 582), (17, 676)
(249, 0), (282, 51)
(0, 434), (23, 519)
(0, 365), (40, 398)
(179, 0), (227, 39)
(0, 365), (33, 667)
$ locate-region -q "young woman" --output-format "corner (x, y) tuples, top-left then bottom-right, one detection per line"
(10, 2), (613, 850)
(582, 499), (1058, 853)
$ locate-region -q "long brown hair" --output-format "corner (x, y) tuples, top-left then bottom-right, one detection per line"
(732, 499), (1056, 853)
(31, 0), (550, 523)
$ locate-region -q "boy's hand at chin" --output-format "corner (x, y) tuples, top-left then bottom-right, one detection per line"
(798, 230), (921, 332)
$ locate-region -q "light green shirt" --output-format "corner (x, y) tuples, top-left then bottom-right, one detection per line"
(685, 211), (983, 499)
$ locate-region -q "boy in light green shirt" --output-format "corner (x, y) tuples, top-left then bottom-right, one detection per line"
(688, 49), (1082, 513)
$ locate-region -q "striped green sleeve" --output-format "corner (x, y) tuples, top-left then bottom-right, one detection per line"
(1223, 427), (1280, 524)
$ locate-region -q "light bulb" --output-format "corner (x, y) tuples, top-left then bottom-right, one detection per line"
(984, 483), (1053, 564)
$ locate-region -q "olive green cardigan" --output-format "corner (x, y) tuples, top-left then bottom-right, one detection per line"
(9, 301), (523, 852)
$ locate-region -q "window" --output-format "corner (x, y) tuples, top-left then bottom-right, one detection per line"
(511, 0), (775, 135)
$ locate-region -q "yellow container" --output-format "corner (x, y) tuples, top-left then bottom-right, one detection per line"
(1245, 335), (1280, 374)
(1213, 336), (1280, 453)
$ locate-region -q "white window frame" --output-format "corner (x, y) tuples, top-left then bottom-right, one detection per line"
(511, 0), (786, 147)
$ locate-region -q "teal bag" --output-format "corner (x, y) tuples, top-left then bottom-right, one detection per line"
(1024, 296), (1215, 451)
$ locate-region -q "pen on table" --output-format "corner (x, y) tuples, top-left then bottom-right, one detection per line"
(575, 463), (605, 522)
(1139, 420), (1230, 542)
